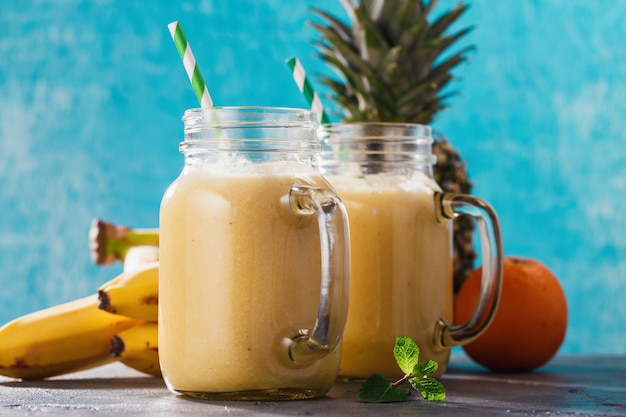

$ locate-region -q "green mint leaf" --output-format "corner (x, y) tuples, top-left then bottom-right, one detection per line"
(357, 337), (447, 404)
(413, 359), (439, 378)
(409, 376), (446, 401)
(393, 336), (420, 374)
(357, 373), (411, 403)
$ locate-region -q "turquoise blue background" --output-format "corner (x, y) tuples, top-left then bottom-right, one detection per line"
(1, 1), (624, 355)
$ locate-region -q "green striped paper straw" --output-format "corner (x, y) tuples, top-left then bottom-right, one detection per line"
(168, 21), (213, 108)
(286, 57), (330, 125)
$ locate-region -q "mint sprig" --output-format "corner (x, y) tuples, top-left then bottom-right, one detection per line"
(357, 336), (446, 403)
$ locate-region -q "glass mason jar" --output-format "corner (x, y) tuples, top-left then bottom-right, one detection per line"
(318, 122), (503, 379)
(159, 107), (351, 400)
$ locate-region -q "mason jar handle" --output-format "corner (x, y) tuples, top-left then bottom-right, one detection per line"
(286, 184), (351, 364)
(433, 192), (503, 349)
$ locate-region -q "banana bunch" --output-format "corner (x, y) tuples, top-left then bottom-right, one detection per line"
(91, 222), (161, 377)
(0, 295), (141, 380)
(98, 260), (159, 322)
(0, 221), (161, 380)
(110, 321), (160, 377)
(98, 253), (160, 377)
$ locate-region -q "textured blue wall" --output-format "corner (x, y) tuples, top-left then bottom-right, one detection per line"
(0, 0), (624, 355)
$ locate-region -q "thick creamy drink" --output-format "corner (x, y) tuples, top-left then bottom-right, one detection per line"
(159, 163), (341, 398)
(326, 172), (453, 379)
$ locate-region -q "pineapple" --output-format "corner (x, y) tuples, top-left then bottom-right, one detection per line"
(311, 0), (476, 292)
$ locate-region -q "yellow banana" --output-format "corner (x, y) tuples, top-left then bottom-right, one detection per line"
(0, 295), (141, 380)
(98, 262), (159, 321)
(123, 245), (159, 272)
(110, 321), (160, 377)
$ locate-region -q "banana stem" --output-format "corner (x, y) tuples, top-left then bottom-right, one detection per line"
(89, 219), (160, 265)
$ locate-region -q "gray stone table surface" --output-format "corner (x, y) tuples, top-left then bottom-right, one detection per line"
(1, 355), (624, 416)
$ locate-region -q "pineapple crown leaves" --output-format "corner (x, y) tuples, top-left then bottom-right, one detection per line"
(310, 0), (475, 124)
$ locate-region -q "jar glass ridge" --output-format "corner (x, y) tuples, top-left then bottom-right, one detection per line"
(318, 122), (437, 176)
(180, 107), (321, 165)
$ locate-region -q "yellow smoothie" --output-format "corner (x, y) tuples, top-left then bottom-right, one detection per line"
(159, 163), (341, 397)
(326, 172), (453, 379)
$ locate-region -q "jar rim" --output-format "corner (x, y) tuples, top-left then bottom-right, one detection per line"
(318, 122), (436, 166)
(319, 121), (432, 137)
(183, 106), (318, 128)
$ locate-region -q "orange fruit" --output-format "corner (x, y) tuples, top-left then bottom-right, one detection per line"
(454, 257), (567, 372)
